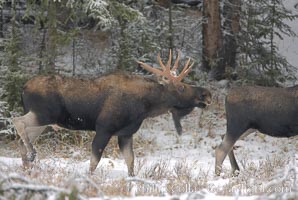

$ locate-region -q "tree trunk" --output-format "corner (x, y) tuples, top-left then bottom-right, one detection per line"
(168, 1), (173, 51)
(221, 0), (240, 79)
(10, 0), (18, 71)
(202, 0), (223, 80)
(269, 0), (276, 70)
(38, 27), (46, 72)
(72, 38), (76, 76)
(47, 0), (58, 73)
(156, 0), (171, 8)
(0, 6), (3, 38)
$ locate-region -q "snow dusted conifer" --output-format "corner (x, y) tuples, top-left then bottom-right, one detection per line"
(238, 0), (298, 85)
(83, 0), (144, 30)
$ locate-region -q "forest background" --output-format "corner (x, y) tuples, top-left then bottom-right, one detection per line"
(0, 0), (298, 112)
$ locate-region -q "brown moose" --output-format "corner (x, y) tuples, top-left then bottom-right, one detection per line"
(215, 86), (298, 176)
(13, 51), (212, 176)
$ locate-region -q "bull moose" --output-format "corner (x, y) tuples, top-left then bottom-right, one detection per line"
(13, 51), (212, 176)
(215, 86), (298, 176)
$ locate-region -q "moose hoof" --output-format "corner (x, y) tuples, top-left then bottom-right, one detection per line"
(22, 160), (34, 170)
(176, 127), (182, 136)
(231, 169), (240, 177)
(215, 166), (222, 176)
(26, 151), (36, 162)
(128, 171), (135, 177)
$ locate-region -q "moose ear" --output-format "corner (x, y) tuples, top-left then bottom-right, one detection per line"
(178, 85), (185, 93)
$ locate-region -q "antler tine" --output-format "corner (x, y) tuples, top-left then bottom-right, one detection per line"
(157, 52), (166, 71)
(165, 49), (172, 72)
(157, 50), (173, 81)
(137, 61), (164, 76)
(175, 58), (194, 82)
(172, 50), (181, 72)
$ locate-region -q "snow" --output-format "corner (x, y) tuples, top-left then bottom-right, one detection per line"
(88, 193), (259, 200)
(0, 107), (297, 199)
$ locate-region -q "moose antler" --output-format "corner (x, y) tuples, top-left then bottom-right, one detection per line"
(137, 50), (194, 83)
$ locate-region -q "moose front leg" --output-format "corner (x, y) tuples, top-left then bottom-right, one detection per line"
(118, 135), (134, 176)
(90, 128), (112, 175)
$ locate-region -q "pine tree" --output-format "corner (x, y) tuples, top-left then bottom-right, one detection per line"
(108, 0), (145, 70)
(3, 0), (28, 111)
(25, 0), (84, 74)
(238, 0), (298, 85)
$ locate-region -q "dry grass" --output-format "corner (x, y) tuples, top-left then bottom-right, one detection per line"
(218, 154), (296, 196)
(1, 152), (295, 198)
(0, 158), (208, 197)
(18, 126), (158, 163)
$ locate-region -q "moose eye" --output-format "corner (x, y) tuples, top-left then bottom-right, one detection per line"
(178, 85), (185, 93)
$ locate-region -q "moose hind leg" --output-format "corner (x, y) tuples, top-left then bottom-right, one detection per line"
(18, 139), (30, 168)
(89, 129), (112, 175)
(12, 112), (45, 163)
(18, 126), (47, 168)
(13, 113), (35, 162)
(215, 132), (241, 176)
(25, 126), (47, 142)
(118, 135), (134, 176)
(227, 129), (255, 175)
